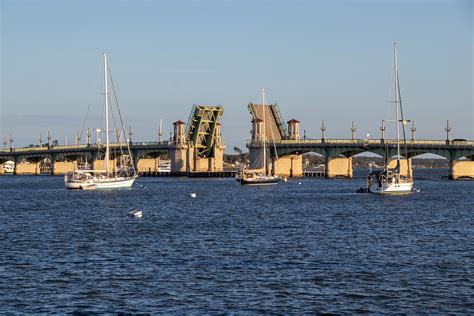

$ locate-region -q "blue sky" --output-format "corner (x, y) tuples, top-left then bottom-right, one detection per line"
(1, 0), (472, 150)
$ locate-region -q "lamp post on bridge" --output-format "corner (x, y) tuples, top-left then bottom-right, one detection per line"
(380, 120), (386, 143)
(86, 128), (91, 146)
(47, 130), (51, 147)
(445, 120), (451, 143)
(351, 121), (356, 140)
(95, 129), (102, 145)
(128, 126), (133, 144)
(3, 136), (7, 150)
(158, 118), (163, 143)
(9, 134), (13, 152)
(410, 120), (416, 141)
(39, 134), (43, 147)
(321, 120), (326, 142)
(75, 131), (81, 146)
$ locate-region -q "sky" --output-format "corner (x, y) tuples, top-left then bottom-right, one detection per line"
(1, 0), (473, 151)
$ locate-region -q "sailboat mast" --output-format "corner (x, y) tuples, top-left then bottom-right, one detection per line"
(262, 89), (267, 175)
(394, 43), (401, 165)
(104, 52), (110, 174)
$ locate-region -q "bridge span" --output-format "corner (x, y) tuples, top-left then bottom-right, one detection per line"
(0, 105), (226, 176)
(246, 103), (474, 179)
(250, 138), (474, 179)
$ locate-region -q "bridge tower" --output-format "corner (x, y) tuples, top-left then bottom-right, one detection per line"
(288, 119), (300, 140)
(170, 120), (187, 173)
(247, 100), (303, 177)
(170, 105), (225, 173)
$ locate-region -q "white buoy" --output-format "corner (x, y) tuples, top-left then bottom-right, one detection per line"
(190, 192), (197, 198)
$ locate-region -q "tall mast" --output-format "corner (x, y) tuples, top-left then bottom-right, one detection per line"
(104, 52), (110, 174)
(394, 43), (401, 165)
(262, 89), (267, 174)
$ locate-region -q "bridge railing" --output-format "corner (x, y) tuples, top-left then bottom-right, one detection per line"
(248, 138), (474, 147)
(131, 141), (173, 146)
(0, 141), (175, 153)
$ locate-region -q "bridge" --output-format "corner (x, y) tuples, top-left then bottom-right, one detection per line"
(0, 105), (226, 176)
(2, 102), (473, 179)
(247, 104), (474, 179)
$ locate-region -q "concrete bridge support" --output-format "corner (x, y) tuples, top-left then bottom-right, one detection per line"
(137, 158), (158, 173)
(325, 157), (353, 178)
(387, 158), (413, 178)
(187, 145), (225, 172)
(271, 155), (303, 177)
(170, 146), (187, 173)
(14, 162), (41, 175)
(449, 160), (474, 180)
(52, 161), (77, 175)
(93, 159), (117, 174)
(0, 164), (3, 175)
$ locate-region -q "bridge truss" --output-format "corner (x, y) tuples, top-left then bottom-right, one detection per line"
(185, 105), (224, 158)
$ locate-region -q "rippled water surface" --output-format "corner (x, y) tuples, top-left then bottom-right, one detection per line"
(1, 169), (473, 313)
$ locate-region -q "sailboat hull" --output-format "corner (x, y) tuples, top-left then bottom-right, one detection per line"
(93, 176), (136, 189)
(65, 175), (137, 190)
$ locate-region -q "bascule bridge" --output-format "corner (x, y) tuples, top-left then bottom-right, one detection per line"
(0, 105), (226, 176)
(246, 104), (474, 180)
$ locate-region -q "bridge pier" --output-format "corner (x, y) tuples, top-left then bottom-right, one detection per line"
(325, 157), (353, 178)
(387, 158), (413, 178)
(170, 118), (225, 174)
(137, 158), (158, 173)
(0, 164), (3, 175)
(14, 162), (41, 175)
(171, 144), (187, 173)
(272, 155), (303, 177)
(93, 159), (117, 173)
(51, 161), (77, 175)
(186, 146), (225, 172)
(449, 159), (474, 180)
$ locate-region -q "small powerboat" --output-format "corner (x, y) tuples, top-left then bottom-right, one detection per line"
(128, 209), (142, 218)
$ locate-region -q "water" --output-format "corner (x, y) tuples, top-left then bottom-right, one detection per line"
(0, 169), (473, 313)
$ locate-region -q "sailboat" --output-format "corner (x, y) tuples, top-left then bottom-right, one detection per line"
(65, 53), (137, 190)
(366, 43), (414, 194)
(236, 89), (280, 186)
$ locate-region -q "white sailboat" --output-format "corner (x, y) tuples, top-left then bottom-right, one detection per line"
(65, 53), (137, 190)
(236, 89), (280, 186)
(367, 43), (414, 194)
